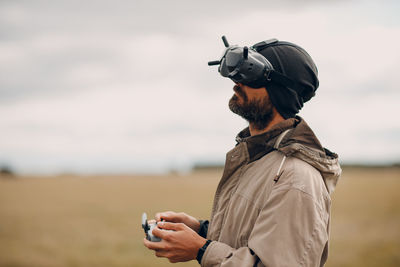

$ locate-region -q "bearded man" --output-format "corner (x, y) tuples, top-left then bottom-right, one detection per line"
(144, 38), (341, 267)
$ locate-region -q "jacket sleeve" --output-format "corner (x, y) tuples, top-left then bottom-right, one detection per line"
(201, 187), (329, 267)
(198, 220), (209, 238)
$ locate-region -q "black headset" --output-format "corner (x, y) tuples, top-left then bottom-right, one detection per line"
(208, 36), (303, 91)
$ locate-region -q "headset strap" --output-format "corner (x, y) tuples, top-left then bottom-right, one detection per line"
(265, 70), (306, 95)
(251, 39), (279, 51)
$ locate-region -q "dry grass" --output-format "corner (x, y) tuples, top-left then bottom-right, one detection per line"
(0, 168), (399, 267)
(328, 167), (400, 267)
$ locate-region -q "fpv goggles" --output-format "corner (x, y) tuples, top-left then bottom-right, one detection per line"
(208, 36), (301, 90)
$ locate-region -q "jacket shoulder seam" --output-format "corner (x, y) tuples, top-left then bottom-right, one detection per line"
(282, 157), (331, 203)
(234, 191), (263, 211)
(268, 187), (326, 219)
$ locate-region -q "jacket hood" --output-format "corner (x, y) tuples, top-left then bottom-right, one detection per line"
(278, 117), (341, 194)
(236, 117), (341, 194)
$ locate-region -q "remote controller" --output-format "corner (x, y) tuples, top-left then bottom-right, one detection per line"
(141, 212), (161, 242)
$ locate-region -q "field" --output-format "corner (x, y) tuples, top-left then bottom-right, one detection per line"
(0, 167), (399, 267)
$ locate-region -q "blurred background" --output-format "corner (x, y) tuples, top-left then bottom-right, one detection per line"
(0, 0), (399, 266)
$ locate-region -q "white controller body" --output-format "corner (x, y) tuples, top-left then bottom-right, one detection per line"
(147, 221), (162, 242)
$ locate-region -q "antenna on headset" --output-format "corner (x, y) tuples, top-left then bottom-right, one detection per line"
(208, 35), (231, 66)
(243, 46), (248, 59)
(208, 60), (220, 66)
(222, 36), (229, 47)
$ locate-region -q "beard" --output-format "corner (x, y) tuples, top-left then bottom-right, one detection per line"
(229, 85), (274, 131)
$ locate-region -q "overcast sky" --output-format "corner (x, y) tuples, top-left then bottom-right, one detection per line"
(1, 0), (399, 174)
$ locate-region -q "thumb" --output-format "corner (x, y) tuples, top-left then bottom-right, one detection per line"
(155, 211), (179, 222)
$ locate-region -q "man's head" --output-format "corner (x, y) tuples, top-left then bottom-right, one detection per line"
(211, 37), (319, 122)
(229, 83), (281, 131)
(255, 41), (319, 119)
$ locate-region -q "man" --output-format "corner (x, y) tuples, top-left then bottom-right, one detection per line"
(144, 38), (341, 266)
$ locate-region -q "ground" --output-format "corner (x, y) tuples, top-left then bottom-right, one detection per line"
(0, 167), (399, 267)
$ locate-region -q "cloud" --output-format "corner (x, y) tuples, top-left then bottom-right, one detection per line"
(0, 0), (399, 173)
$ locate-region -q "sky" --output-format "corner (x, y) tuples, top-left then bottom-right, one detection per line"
(1, 0), (399, 174)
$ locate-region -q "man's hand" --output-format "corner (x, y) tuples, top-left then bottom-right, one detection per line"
(143, 221), (207, 263)
(155, 211), (201, 233)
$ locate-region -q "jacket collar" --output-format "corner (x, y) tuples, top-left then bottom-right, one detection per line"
(235, 117), (299, 163)
(235, 116), (341, 194)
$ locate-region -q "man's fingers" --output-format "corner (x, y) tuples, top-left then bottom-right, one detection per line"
(152, 222), (186, 240)
(151, 226), (171, 240)
(155, 250), (171, 258)
(155, 211), (180, 222)
(143, 238), (165, 250)
(155, 211), (172, 222)
(157, 221), (185, 231)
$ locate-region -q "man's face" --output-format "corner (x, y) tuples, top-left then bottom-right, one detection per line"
(229, 83), (275, 130)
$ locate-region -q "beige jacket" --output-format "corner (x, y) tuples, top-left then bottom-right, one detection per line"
(202, 117), (341, 267)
